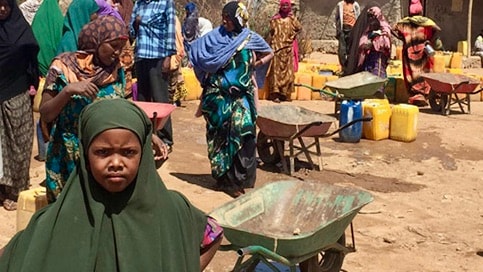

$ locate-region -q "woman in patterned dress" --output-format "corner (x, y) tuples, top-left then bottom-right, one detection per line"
(39, 16), (129, 203)
(392, 0), (442, 106)
(345, 2), (391, 96)
(267, 0), (301, 102)
(0, 0), (39, 210)
(189, 1), (273, 197)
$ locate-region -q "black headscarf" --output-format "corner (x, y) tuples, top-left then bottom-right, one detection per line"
(222, 1), (248, 34)
(0, 0), (39, 101)
(344, 1), (380, 76)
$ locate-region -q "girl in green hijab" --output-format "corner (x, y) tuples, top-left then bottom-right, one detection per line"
(0, 99), (223, 271)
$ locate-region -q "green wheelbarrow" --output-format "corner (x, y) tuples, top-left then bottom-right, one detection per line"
(295, 71), (387, 114)
(209, 179), (374, 272)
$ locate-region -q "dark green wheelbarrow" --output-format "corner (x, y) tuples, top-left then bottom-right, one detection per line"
(295, 71), (387, 114)
(209, 179), (374, 272)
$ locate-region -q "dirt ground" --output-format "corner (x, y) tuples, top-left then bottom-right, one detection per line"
(1, 96), (483, 271)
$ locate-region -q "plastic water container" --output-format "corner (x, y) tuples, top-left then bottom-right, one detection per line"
(17, 187), (48, 232)
(339, 100), (363, 143)
(181, 68), (202, 100)
(362, 101), (391, 140)
(296, 73), (313, 100)
(390, 104), (419, 142)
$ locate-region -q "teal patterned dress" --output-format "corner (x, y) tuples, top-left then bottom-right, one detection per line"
(200, 48), (257, 189)
(45, 69), (125, 202)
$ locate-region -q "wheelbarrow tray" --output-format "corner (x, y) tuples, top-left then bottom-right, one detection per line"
(324, 71), (387, 99)
(133, 101), (176, 130)
(257, 105), (336, 139)
(421, 73), (480, 94)
(209, 180), (373, 258)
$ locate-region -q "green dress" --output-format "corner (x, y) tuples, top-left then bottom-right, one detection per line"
(45, 69), (125, 202)
(0, 99), (207, 271)
(201, 48), (257, 189)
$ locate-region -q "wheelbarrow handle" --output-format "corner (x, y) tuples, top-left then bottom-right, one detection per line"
(294, 83), (340, 98)
(328, 116), (373, 137)
(290, 121), (324, 140)
(470, 87), (483, 95)
(289, 116), (372, 140)
(237, 246), (293, 266)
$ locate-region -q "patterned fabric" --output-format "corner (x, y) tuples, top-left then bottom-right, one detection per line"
(120, 40), (134, 97)
(201, 217), (223, 248)
(45, 66), (125, 202)
(345, 4), (391, 79)
(129, 0), (176, 60)
(189, 26), (272, 84)
(168, 67), (187, 103)
(268, 13), (301, 99)
(393, 16), (440, 100)
(201, 48), (257, 180)
(0, 92), (33, 198)
(0, 0), (38, 202)
(44, 16), (127, 202)
(53, 16), (127, 87)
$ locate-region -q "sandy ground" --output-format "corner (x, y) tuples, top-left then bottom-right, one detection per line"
(1, 96), (483, 271)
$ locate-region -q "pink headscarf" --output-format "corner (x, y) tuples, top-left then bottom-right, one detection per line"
(409, 0), (423, 16)
(272, 0), (292, 19)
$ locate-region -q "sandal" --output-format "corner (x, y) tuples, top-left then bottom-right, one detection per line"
(3, 199), (17, 211)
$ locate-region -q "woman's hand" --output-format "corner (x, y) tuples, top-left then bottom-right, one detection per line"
(161, 56), (171, 73)
(64, 79), (99, 100)
(151, 134), (169, 161)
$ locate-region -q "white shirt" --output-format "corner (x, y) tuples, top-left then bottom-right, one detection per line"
(198, 17), (213, 37)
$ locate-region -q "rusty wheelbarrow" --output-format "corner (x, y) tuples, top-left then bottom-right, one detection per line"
(209, 179), (374, 272)
(421, 72), (483, 115)
(256, 105), (371, 175)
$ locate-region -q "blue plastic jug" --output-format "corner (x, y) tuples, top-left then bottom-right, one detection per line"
(339, 100), (363, 143)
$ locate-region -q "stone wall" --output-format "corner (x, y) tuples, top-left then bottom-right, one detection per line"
(425, 0), (483, 53)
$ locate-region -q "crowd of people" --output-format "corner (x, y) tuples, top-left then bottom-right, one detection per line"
(0, 0), (479, 269)
(338, 0), (444, 105)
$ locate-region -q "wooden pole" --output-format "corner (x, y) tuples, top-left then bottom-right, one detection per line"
(468, 0), (473, 56)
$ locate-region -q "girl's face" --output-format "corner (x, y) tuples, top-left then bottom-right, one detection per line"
(97, 38), (126, 67)
(0, 0), (12, 21)
(88, 128), (142, 193)
(222, 14), (235, 32)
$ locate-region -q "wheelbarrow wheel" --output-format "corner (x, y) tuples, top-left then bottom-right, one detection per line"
(428, 89), (448, 113)
(318, 233), (346, 272)
(256, 131), (283, 164)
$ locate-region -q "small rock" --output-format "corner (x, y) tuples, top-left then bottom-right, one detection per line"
(417, 170), (424, 176)
(293, 228), (301, 235)
(383, 237), (396, 244)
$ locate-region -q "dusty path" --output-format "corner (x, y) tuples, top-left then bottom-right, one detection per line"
(1, 99), (483, 271)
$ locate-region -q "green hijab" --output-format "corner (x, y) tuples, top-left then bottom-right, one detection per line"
(56, 0), (99, 54)
(31, 0), (64, 76)
(0, 99), (207, 271)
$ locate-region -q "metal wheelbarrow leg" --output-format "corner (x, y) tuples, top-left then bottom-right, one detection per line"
(281, 117), (371, 175)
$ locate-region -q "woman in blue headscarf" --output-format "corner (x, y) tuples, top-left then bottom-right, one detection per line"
(189, 1), (273, 197)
